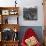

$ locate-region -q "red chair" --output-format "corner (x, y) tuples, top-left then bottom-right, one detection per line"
(21, 28), (41, 46)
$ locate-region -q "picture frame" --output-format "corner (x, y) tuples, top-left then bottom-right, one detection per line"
(23, 7), (37, 20)
(2, 10), (9, 15)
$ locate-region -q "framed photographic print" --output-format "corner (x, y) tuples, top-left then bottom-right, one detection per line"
(23, 7), (37, 20)
(2, 10), (9, 15)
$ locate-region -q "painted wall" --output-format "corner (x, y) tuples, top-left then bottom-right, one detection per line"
(0, 0), (15, 7)
(18, 0), (44, 26)
(18, 26), (43, 44)
(0, 0), (44, 26)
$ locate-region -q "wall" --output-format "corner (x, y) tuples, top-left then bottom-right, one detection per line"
(0, 0), (44, 26)
(0, 0), (15, 7)
(18, 0), (43, 26)
(18, 26), (43, 44)
(18, 0), (44, 26)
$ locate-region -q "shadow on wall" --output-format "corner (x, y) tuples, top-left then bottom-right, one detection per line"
(18, 26), (43, 44)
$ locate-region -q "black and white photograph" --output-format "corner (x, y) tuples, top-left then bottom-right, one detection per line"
(23, 8), (37, 20)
